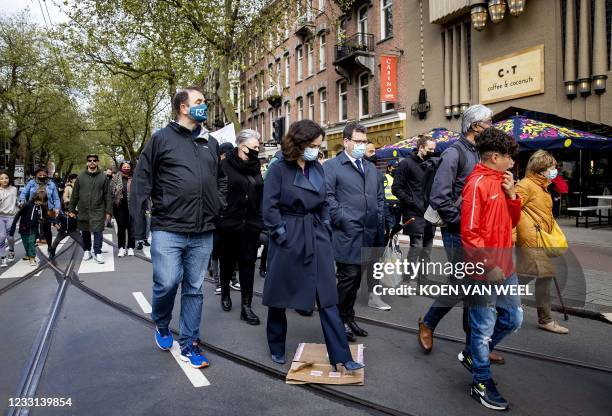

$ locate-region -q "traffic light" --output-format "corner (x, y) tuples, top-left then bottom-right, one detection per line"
(272, 117), (285, 143)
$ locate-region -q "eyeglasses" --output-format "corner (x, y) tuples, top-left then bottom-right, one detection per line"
(347, 138), (368, 145)
(87, 159), (98, 163)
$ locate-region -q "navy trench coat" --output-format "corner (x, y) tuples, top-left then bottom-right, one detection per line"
(262, 159), (338, 310)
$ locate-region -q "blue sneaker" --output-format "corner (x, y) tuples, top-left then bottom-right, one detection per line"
(180, 344), (210, 368)
(155, 327), (173, 350)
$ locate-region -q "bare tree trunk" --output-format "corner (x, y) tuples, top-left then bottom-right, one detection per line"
(217, 52), (240, 132)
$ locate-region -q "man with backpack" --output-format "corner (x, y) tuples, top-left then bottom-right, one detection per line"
(416, 105), (505, 368)
(392, 135), (437, 284)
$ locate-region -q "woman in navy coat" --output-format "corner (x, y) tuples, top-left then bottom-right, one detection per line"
(262, 120), (364, 371)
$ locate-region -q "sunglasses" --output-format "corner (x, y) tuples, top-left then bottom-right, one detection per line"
(87, 159), (98, 163)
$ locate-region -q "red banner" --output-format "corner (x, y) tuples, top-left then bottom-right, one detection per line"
(380, 55), (398, 103)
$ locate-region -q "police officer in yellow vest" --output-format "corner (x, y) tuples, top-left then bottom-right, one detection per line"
(384, 160), (402, 226)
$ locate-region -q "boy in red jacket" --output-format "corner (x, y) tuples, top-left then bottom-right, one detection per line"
(459, 128), (522, 411)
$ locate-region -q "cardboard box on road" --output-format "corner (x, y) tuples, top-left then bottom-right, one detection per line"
(286, 343), (364, 385)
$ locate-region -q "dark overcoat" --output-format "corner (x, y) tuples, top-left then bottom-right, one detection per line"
(323, 151), (384, 265)
(262, 159), (338, 310)
(70, 169), (112, 232)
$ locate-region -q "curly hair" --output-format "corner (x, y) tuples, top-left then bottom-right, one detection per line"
(475, 127), (518, 160)
(282, 120), (325, 161)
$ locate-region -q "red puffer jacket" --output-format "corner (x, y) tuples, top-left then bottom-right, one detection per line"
(461, 163), (521, 279)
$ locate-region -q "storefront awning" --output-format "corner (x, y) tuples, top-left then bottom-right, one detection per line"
(375, 127), (460, 158)
(494, 115), (612, 151)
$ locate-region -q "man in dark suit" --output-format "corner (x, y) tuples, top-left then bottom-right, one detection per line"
(324, 122), (384, 341)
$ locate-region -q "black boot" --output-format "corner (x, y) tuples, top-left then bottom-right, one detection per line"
(221, 286), (232, 311)
(240, 292), (260, 325)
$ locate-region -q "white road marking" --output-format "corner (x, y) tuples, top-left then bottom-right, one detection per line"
(77, 234), (115, 274)
(132, 291), (152, 314)
(132, 293), (210, 388)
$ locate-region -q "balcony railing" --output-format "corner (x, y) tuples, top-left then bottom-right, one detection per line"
(334, 33), (375, 62)
(294, 12), (315, 38)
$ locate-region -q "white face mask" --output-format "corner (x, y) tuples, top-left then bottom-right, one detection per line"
(546, 168), (558, 180)
(351, 143), (366, 159)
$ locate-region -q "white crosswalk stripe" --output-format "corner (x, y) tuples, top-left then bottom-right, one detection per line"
(77, 234), (115, 274)
(132, 292), (211, 387)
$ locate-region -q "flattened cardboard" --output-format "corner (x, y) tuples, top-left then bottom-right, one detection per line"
(285, 343), (364, 385)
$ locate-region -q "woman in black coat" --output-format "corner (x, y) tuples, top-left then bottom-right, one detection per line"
(217, 129), (264, 325)
(262, 120), (364, 372)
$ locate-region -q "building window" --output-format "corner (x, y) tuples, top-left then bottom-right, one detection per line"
(319, 88), (327, 125)
(358, 5), (368, 45)
(381, 0), (393, 39)
(276, 60), (281, 88)
(319, 34), (326, 70)
(297, 97), (304, 120)
(307, 41), (314, 76)
(307, 93), (315, 120)
(382, 102), (395, 113)
(359, 72), (369, 118)
(254, 115), (258, 133)
(297, 47), (303, 81)
(338, 19), (346, 40)
(284, 101), (291, 133)
(268, 63), (274, 87)
(269, 108), (274, 139)
(261, 113), (266, 141)
(318, 0), (326, 12)
(338, 81), (348, 122)
(284, 53), (290, 87)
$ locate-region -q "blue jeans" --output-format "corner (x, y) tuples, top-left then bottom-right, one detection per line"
(467, 274), (523, 382)
(423, 229), (470, 347)
(82, 231), (103, 254)
(150, 230), (213, 349)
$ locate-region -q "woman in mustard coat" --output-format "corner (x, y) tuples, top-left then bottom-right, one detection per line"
(516, 150), (568, 334)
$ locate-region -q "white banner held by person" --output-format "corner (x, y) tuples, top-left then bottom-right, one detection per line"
(210, 123), (236, 146)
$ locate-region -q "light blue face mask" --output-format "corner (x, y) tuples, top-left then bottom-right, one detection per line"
(351, 143), (366, 159)
(303, 147), (319, 161)
(546, 168), (558, 180)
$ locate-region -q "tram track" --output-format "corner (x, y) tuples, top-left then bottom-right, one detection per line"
(102, 238), (612, 376)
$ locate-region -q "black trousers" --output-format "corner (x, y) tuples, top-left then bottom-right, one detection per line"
(114, 202), (135, 249)
(259, 243), (268, 272)
(39, 222), (52, 246)
(220, 255), (255, 298)
(266, 297), (352, 365)
(336, 262), (362, 323)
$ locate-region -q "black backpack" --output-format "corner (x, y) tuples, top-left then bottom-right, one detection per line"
(421, 143), (467, 212)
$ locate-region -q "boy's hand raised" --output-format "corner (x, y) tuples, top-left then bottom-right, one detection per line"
(502, 172), (516, 200)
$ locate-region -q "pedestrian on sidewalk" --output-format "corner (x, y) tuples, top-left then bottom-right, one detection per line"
(217, 129), (263, 325)
(515, 150), (569, 334)
(62, 174), (77, 210)
(263, 119), (364, 372)
(111, 161), (135, 257)
(392, 135), (437, 284)
(130, 86), (226, 369)
(460, 127), (523, 411)
(10, 190), (47, 266)
(324, 122), (383, 342)
(364, 142), (393, 311)
(18, 167), (61, 249)
(416, 105), (494, 360)
(0, 171), (18, 266)
(69, 154), (112, 264)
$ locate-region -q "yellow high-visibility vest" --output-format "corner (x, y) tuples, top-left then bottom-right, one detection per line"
(384, 173), (398, 201)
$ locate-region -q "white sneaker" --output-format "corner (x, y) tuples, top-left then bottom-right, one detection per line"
(1, 257), (7, 268)
(95, 253), (105, 264)
(127, 248), (135, 256)
(117, 248), (126, 257)
(83, 251), (93, 261)
(368, 293), (392, 311)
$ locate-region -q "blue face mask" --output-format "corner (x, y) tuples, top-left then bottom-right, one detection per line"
(189, 103), (208, 122)
(303, 147), (319, 161)
(546, 168), (558, 180)
(351, 143), (366, 159)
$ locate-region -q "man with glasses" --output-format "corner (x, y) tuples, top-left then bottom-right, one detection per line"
(69, 154), (112, 263)
(324, 122), (384, 342)
(416, 105), (506, 366)
(130, 86), (226, 369)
